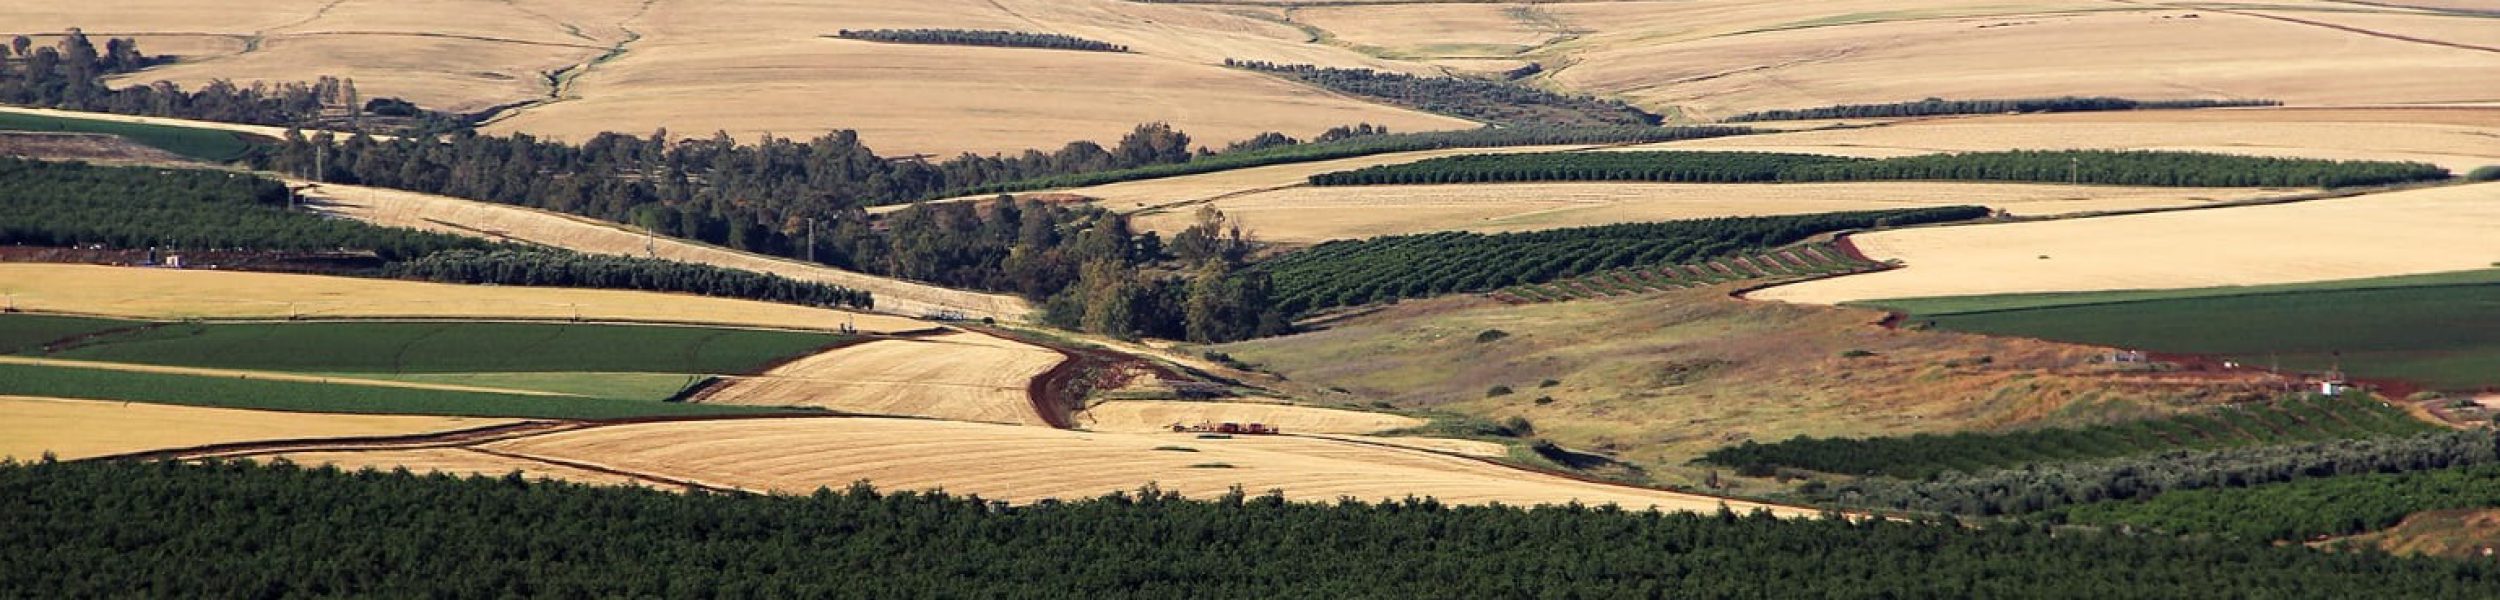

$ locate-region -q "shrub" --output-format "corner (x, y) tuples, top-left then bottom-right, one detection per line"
(1475, 329), (1511, 343)
(2467, 165), (2500, 182)
(1537, 379), (1561, 388)
(1840, 349), (1878, 358)
(1486, 385), (1515, 398)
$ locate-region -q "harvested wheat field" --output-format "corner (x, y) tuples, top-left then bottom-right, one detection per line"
(0, 396), (511, 461)
(1641, 108), (2500, 173)
(468, 417), (1806, 512)
(1549, 5), (2500, 120)
(1131, 181), (2277, 243)
(268, 448), (648, 487)
(1755, 182), (2500, 305)
(892, 145), (1599, 217)
(482, 0), (1468, 156)
(0, 264), (923, 333)
(1079, 400), (1423, 434)
(697, 332), (1063, 426)
(297, 180), (1031, 321)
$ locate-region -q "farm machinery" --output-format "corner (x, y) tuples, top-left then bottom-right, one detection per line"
(1170, 422), (1281, 435)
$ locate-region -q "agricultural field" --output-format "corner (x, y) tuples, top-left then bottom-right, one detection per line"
(1139, 181), (2272, 244)
(1753, 182), (2500, 305)
(1215, 287), (2284, 479)
(0, 395), (513, 461)
(695, 332), (1063, 426)
(301, 180), (1031, 320)
(1077, 400), (1422, 434)
(0, 361), (794, 420)
(1701, 393), (2439, 478)
(1491, 243), (1883, 304)
(445, 417), (1810, 512)
(23, 319), (845, 376)
(1865, 270), (2500, 391)
(0, 264), (925, 333)
(1641, 108), (2500, 173)
(0, 109), (262, 162)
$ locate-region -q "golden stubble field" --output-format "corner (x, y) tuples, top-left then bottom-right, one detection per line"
(1129, 181), (2278, 244)
(0, 263), (925, 333)
(1754, 182), (2500, 305)
(1637, 108), (2500, 173)
(298, 179), (1034, 321)
(420, 417), (1806, 512)
(697, 332), (1064, 426)
(0, 396), (512, 461)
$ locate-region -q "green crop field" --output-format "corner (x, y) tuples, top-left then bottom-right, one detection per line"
(1866, 270), (2500, 391)
(0, 112), (260, 162)
(1701, 394), (2437, 478)
(0, 362), (801, 419)
(37, 320), (849, 375)
(0, 314), (132, 354)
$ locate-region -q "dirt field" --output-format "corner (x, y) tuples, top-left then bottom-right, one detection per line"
(0, 263), (926, 333)
(1129, 181), (2277, 244)
(0, 396), (511, 461)
(1078, 400), (1424, 434)
(296, 179), (1032, 321)
(696, 332), (1063, 426)
(464, 417), (1807, 512)
(1754, 182), (2500, 305)
(1637, 108), (2500, 173)
(2330, 508), (2500, 558)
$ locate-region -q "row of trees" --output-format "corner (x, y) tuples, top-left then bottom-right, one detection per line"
(0, 31), (455, 135)
(948, 124), (1752, 197)
(1702, 394), (2434, 479)
(0, 157), (486, 261)
(1310, 150), (1855, 185)
(1226, 60), (1660, 127)
(1310, 149), (2453, 188)
(2054, 462), (2500, 542)
(1257, 206), (1989, 314)
(7, 459), (2496, 597)
(1721, 96), (2282, 122)
(388, 249), (872, 309)
(1803, 429), (2498, 517)
(0, 158), (874, 308)
(834, 29), (1128, 52)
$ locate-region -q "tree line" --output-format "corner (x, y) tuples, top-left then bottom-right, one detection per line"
(0, 30), (460, 135)
(1226, 59), (1660, 127)
(1803, 429), (2499, 517)
(834, 29), (1128, 52)
(1721, 96), (2282, 122)
(1701, 393), (2434, 479)
(1256, 206), (1989, 315)
(388, 249), (872, 309)
(6, 458), (2497, 598)
(0, 158), (872, 309)
(1311, 149), (2453, 188)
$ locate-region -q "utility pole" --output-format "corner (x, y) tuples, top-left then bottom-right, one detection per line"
(2069, 157), (2079, 185)
(806, 217), (818, 263)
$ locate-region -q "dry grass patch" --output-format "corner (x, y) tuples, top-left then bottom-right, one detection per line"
(475, 417), (1805, 512)
(1132, 181), (2274, 244)
(1755, 182), (2500, 305)
(298, 180), (1030, 321)
(1079, 400), (1423, 434)
(696, 332), (1062, 426)
(1005, 145), (1593, 214)
(0, 396), (511, 461)
(1217, 289), (2280, 479)
(269, 448), (647, 486)
(0, 263), (923, 333)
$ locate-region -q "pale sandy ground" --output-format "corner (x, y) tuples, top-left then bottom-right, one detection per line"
(297, 179), (1034, 321)
(1753, 182), (2500, 304)
(1131, 181), (2278, 244)
(449, 417), (1809, 512)
(697, 332), (1064, 426)
(0, 264), (924, 334)
(1635, 108), (2500, 173)
(1079, 400), (1424, 434)
(0, 396), (511, 461)
(0, 356), (574, 396)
